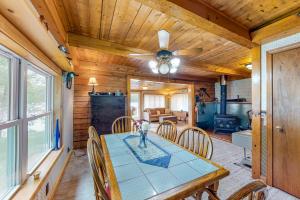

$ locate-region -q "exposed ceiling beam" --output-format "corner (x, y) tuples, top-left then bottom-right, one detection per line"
(31, 0), (67, 45)
(185, 63), (250, 78)
(78, 60), (217, 82)
(0, 3), (72, 72)
(251, 14), (300, 44)
(69, 33), (250, 77)
(68, 33), (152, 57)
(0, 15), (61, 74)
(135, 0), (255, 49)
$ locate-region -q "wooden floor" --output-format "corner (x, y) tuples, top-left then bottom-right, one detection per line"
(54, 132), (299, 200)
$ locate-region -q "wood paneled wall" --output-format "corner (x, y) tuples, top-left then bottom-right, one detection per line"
(73, 63), (127, 149)
(73, 63), (215, 149)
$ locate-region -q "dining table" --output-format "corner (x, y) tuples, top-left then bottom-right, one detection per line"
(100, 132), (229, 200)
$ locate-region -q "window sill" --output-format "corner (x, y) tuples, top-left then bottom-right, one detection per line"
(11, 146), (65, 200)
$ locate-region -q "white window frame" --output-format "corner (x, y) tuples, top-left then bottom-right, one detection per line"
(143, 94), (166, 109)
(0, 46), (54, 199)
(21, 61), (54, 176)
(0, 49), (21, 199)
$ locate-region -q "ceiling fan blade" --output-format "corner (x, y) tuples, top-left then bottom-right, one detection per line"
(158, 30), (170, 49)
(173, 48), (203, 56)
(128, 53), (154, 60)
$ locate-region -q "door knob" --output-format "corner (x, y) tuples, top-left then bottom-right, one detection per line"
(275, 126), (284, 132)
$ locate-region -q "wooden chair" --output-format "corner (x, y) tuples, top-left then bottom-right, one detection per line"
(89, 126), (101, 143)
(87, 138), (110, 200)
(156, 120), (177, 142)
(198, 180), (267, 200)
(88, 126), (105, 162)
(177, 127), (213, 160)
(111, 116), (137, 134)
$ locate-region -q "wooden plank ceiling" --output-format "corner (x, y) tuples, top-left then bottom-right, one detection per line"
(52, 0), (299, 79)
(199, 0), (300, 30)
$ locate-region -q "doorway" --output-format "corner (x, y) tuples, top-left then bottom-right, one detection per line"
(128, 78), (195, 127)
(268, 47), (300, 198)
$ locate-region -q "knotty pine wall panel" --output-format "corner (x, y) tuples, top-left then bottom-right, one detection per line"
(73, 64), (127, 149)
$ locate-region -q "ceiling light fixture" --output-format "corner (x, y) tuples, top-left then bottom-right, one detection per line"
(142, 86), (148, 90)
(148, 51), (181, 75)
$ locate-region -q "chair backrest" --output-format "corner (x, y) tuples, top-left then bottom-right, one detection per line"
(200, 180), (267, 200)
(112, 116), (136, 134)
(177, 127), (213, 160)
(87, 138), (110, 200)
(89, 126), (100, 141)
(226, 180), (267, 200)
(156, 120), (177, 142)
(88, 126), (104, 163)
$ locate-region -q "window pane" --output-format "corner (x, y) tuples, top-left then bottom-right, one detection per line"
(27, 68), (47, 116)
(0, 126), (18, 199)
(0, 55), (10, 122)
(27, 116), (51, 171)
(144, 94), (165, 108)
(171, 94), (188, 111)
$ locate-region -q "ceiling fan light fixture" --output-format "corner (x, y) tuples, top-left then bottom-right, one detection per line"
(158, 30), (170, 49)
(152, 68), (159, 74)
(170, 57), (180, 68)
(170, 66), (177, 73)
(149, 60), (158, 69)
(159, 63), (169, 74)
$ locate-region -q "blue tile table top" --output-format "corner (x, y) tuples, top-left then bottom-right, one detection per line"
(103, 133), (226, 200)
(123, 135), (171, 168)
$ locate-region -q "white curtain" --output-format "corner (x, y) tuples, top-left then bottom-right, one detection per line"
(144, 94), (165, 108)
(171, 93), (188, 111)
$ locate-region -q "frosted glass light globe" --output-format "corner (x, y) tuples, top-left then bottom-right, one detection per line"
(170, 57), (180, 68)
(148, 60), (158, 69)
(159, 64), (169, 74)
(152, 68), (159, 74)
(170, 66), (177, 73)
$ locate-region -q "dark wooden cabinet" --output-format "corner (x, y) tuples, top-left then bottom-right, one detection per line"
(90, 95), (126, 135)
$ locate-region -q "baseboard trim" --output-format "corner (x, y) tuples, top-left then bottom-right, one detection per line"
(49, 150), (73, 200)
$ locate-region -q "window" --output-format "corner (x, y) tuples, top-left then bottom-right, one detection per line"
(171, 93), (189, 111)
(144, 94), (165, 108)
(25, 66), (52, 172)
(0, 47), (53, 199)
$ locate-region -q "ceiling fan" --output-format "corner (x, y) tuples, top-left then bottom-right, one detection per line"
(129, 30), (203, 74)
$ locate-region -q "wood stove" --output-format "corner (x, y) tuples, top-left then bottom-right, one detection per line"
(214, 75), (241, 133)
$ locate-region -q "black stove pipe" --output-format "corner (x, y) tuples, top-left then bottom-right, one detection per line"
(220, 75), (227, 115)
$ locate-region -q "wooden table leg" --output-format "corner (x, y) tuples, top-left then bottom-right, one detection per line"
(208, 181), (219, 200)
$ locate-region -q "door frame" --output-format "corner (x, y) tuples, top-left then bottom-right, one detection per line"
(265, 43), (300, 186)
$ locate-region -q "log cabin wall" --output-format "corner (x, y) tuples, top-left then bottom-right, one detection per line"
(73, 64), (215, 149)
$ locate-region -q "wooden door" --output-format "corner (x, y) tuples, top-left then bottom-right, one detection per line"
(272, 47), (300, 198)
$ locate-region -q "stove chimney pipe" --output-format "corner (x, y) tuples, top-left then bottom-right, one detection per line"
(220, 75), (227, 115)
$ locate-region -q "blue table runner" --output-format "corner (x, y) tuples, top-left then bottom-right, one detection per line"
(123, 135), (171, 168)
